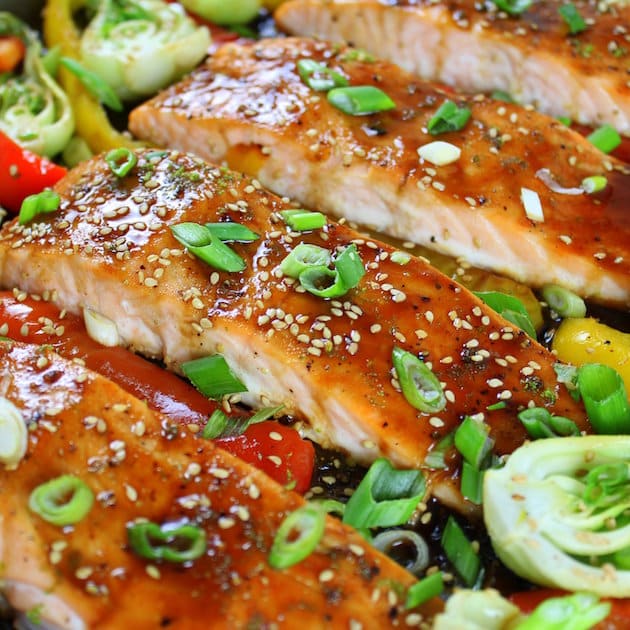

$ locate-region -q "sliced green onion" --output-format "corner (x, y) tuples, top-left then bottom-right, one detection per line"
(311, 498), (346, 517)
(201, 405), (284, 439)
(427, 100), (471, 135)
(515, 592), (610, 630)
(342, 458), (425, 530)
(587, 124), (622, 154)
(280, 210), (326, 231)
(558, 3), (587, 34)
(487, 401), (507, 411)
(441, 516), (481, 587)
(518, 407), (580, 439)
(171, 223), (246, 272)
(454, 416), (494, 469)
(280, 243), (331, 278)
(293, 244), (364, 299)
(182, 355), (247, 400)
(461, 461), (484, 505)
(28, 475), (94, 526)
(577, 363), (630, 434)
(405, 571), (444, 609)
(558, 116), (573, 126)
(296, 58), (348, 92)
(18, 190), (61, 225)
(105, 147), (137, 178)
(205, 222), (259, 242)
(59, 56), (123, 112)
(327, 85), (396, 116)
(473, 291), (537, 338)
(333, 243), (365, 289)
(424, 432), (454, 470)
(299, 265), (346, 298)
(269, 503), (326, 569)
(392, 346), (446, 413)
(581, 175), (607, 194)
(0, 396), (27, 470)
(127, 521), (206, 563)
(372, 529), (430, 576)
(491, 90), (514, 102)
(490, 0), (532, 15)
(541, 284), (586, 318)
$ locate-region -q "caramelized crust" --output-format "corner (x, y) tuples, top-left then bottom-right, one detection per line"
(0, 151), (587, 504)
(129, 38), (630, 307)
(1, 341), (428, 628)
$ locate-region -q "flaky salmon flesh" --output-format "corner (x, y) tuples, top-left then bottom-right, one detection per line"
(0, 149), (587, 514)
(0, 340), (432, 628)
(128, 38), (630, 308)
(275, 0), (630, 135)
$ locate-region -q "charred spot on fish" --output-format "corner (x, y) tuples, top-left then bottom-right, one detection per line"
(160, 618), (173, 627)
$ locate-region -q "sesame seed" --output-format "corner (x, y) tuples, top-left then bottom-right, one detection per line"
(218, 516), (236, 529)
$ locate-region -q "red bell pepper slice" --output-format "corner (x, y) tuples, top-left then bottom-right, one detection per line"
(0, 291), (315, 492)
(0, 130), (67, 214)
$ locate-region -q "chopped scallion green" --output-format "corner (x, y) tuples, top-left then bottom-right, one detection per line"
(577, 363), (630, 434)
(280, 243), (331, 278)
(587, 124), (622, 154)
(343, 458), (426, 530)
(491, 90), (514, 103)
(105, 147), (137, 178)
(541, 284), (587, 318)
(18, 190), (61, 225)
(427, 100), (471, 135)
(460, 461), (484, 505)
(424, 432), (454, 470)
(441, 516), (481, 587)
(328, 85), (396, 116)
(28, 475), (93, 526)
(127, 521), (206, 563)
(201, 405), (284, 439)
(269, 503), (326, 569)
(296, 58), (348, 92)
(392, 346), (446, 413)
(205, 222), (259, 242)
(518, 407), (580, 439)
(454, 416), (494, 469)
(558, 3), (587, 34)
(473, 290), (537, 338)
(59, 56), (123, 112)
(581, 175), (607, 194)
(182, 355), (247, 399)
(405, 571), (444, 609)
(280, 210), (326, 231)
(490, 0), (532, 15)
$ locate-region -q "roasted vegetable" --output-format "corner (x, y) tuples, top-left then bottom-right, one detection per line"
(0, 12), (74, 157)
(80, 0), (211, 101)
(484, 436), (630, 597)
(179, 0), (262, 25)
(553, 318), (630, 395)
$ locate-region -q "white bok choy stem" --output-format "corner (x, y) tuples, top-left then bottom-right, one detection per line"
(484, 435), (630, 597)
(0, 12), (74, 157)
(79, 0), (211, 101)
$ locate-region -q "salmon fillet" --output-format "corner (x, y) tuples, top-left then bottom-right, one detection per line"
(0, 150), (587, 507)
(128, 37), (630, 308)
(0, 340), (429, 628)
(275, 0), (630, 135)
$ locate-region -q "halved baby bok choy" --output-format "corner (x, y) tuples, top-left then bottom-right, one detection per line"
(484, 436), (630, 597)
(79, 0), (211, 101)
(0, 12), (73, 157)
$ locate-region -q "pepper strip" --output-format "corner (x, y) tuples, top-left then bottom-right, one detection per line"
(42, 0), (145, 153)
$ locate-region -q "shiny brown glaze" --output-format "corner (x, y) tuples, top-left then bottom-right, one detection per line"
(0, 150), (587, 507)
(0, 341), (432, 628)
(129, 38), (630, 307)
(275, 0), (630, 133)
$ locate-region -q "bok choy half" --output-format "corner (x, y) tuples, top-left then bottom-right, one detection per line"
(79, 0), (211, 101)
(484, 435), (630, 597)
(0, 12), (74, 157)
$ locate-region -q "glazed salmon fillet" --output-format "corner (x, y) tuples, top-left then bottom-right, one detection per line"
(128, 38), (630, 308)
(0, 150), (587, 503)
(0, 341), (430, 628)
(275, 0), (630, 135)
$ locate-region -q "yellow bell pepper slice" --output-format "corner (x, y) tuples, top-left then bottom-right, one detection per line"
(552, 317), (630, 394)
(42, 0), (144, 154)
